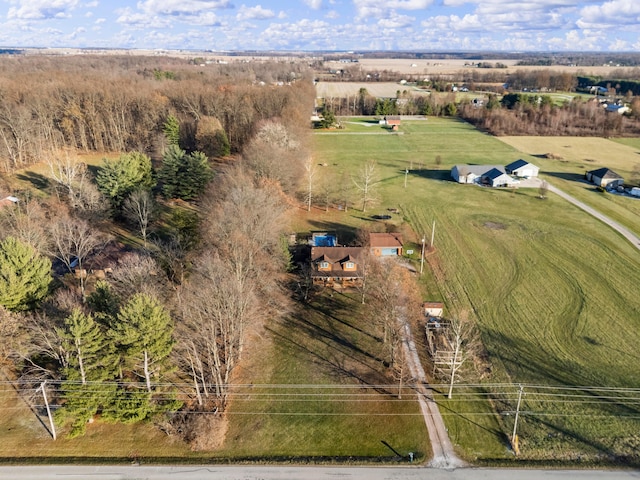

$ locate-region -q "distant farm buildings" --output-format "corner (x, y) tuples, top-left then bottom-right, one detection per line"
(451, 160), (539, 187)
(585, 168), (624, 189)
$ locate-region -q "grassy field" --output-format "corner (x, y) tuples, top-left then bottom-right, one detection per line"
(220, 292), (430, 462)
(298, 117), (640, 464)
(497, 136), (640, 237)
(3, 118), (640, 465)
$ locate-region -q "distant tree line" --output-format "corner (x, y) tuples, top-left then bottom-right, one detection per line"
(0, 55), (313, 173)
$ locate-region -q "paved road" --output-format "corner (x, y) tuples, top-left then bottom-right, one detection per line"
(1, 465), (638, 479)
(547, 183), (640, 251)
(399, 310), (465, 469)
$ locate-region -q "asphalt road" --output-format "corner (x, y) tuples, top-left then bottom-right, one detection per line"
(1, 465), (638, 480)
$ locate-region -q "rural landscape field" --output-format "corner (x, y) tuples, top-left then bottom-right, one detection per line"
(1, 50), (640, 469)
(304, 117), (640, 464)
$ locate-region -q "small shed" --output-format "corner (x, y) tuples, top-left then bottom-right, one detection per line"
(423, 301), (444, 318)
(384, 116), (401, 131)
(0, 196), (18, 208)
(586, 168), (624, 188)
(370, 232), (403, 256)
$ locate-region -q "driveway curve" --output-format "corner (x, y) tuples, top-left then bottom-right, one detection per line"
(547, 183), (640, 251)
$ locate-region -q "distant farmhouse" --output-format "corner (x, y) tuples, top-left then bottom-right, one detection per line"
(452, 160), (539, 187)
(451, 165), (506, 184)
(382, 115), (401, 131)
(585, 168), (624, 189)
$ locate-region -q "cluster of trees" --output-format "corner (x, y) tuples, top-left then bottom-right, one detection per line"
(0, 55), (313, 173)
(322, 88), (459, 118)
(0, 56), (314, 444)
(459, 95), (640, 137)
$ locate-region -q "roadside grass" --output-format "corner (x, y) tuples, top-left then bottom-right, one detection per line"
(296, 117), (640, 464)
(497, 136), (640, 237)
(221, 291), (429, 462)
(0, 375), (198, 461)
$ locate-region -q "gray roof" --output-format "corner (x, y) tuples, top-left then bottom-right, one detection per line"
(453, 165), (505, 176)
(588, 167), (623, 180)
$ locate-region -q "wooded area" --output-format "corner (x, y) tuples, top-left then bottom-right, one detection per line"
(0, 55), (315, 445)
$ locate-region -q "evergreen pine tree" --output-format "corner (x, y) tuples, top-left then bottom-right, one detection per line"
(0, 237), (51, 311)
(55, 308), (118, 437)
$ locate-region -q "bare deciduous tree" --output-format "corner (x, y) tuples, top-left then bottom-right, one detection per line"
(49, 216), (109, 297)
(434, 314), (480, 399)
(123, 190), (155, 246)
(538, 180), (549, 199)
(303, 157), (318, 212)
(352, 160), (378, 213)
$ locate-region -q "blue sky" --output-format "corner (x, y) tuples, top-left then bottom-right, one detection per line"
(0, 0), (639, 52)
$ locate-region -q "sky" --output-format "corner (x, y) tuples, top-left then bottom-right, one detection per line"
(0, 0), (639, 52)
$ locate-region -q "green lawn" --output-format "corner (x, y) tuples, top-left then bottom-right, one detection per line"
(220, 291), (430, 462)
(300, 117), (640, 464)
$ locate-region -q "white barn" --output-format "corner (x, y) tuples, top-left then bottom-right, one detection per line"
(505, 159), (540, 178)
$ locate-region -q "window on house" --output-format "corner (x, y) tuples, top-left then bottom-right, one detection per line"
(320, 261), (329, 269)
(345, 262), (354, 269)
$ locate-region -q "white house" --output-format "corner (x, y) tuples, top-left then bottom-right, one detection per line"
(505, 159), (540, 178)
(451, 165), (505, 184)
(483, 168), (516, 187)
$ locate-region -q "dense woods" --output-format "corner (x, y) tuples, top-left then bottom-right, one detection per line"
(0, 55), (314, 444)
(0, 55), (312, 173)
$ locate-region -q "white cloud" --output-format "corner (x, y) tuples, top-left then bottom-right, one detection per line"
(304, 0), (323, 9)
(578, 0), (640, 28)
(95, 17), (106, 24)
(8, 0), (80, 20)
(136, 0), (233, 16)
(326, 10), (340, 19)
(378, 13), (414, 28)
(353, 0), (434, 20)
(237, 5), (276, 21)
(116, 7), (170, 28)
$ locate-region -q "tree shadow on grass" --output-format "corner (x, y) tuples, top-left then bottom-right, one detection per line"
(267, 292), (391, 391)
(479, 327), (640, 464)
(15, 171), (50, 192)
(412, 168), (452, 181)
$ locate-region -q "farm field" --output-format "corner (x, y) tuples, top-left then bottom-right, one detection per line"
(340, 58), (637, 76)
(302, 117), (640, 464)
(316, 81), (431, 99)
(497, 136), (640, 238)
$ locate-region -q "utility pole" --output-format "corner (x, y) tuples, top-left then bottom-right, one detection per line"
(511, 384), (524, 456)
(404, 168), (409, 188)
(420, 236), (426, 274)
(430, 219), (436, 249)
(38, 380), (57, 440)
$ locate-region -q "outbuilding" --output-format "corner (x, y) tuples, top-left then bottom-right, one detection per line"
(586, 168), (624, 189)
(505, 159), (540, 178)
(483, 167), (515, 187)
